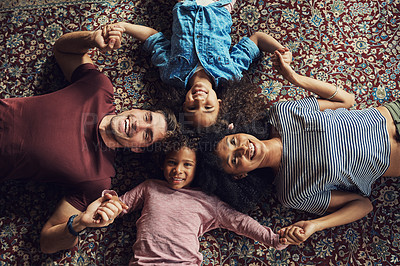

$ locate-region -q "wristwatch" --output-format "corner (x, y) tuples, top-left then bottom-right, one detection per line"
(67, 214), (86, 236)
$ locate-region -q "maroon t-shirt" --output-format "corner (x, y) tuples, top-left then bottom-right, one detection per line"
(0, 63), (116, 211)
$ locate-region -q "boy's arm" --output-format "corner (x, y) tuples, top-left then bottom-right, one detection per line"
(249, 32), (292, 64)
(110, 22), (158, 42)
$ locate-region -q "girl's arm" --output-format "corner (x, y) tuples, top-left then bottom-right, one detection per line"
(279, 191), (373, 244)
(217, 202), (288, 249)
(275, 50), (355, 110)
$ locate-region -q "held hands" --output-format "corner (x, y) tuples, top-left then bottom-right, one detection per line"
(279, 220), (318, 245)
(271, 47), (292, 65)
(79, 193), (128, 228)
(272, 49), (298, 85)
(91, 24), (125, 53)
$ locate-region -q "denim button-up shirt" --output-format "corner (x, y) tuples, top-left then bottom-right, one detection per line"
(143, 0), (260, 89)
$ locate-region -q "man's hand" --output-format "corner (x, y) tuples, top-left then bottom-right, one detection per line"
(92, 25), (124, 53)
(80, 193), (128, 228)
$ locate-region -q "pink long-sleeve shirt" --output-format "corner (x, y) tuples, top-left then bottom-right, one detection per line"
(108, 179), (286, 265)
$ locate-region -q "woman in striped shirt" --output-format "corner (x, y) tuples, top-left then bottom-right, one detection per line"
(196, 50), (400, 245)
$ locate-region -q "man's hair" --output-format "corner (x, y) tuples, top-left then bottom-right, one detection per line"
(134, 106), (178, 153)
(154, 108), (179, 136)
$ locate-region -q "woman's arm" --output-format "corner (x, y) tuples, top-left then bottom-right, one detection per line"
(274, 51), (355, 110)
(280, 191), (373, 244)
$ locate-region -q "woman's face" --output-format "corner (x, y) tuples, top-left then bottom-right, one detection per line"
(215, 133), (267, 177)
(183, 82), (221, 128)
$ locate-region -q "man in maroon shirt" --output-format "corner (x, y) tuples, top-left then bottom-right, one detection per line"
(0, 27), (176, 253)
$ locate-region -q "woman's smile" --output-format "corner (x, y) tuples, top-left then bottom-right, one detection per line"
(216, 133), (267, 175)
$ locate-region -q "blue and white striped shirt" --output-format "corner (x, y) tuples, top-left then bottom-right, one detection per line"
(269, 97), (390, 215)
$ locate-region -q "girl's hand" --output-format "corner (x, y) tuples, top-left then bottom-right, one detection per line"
(80, 193), (128, 228)
(279, 220), (318, 245)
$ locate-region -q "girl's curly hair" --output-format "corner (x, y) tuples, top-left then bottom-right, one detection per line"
(196, 120), (275, 213)
(152, 129), (203, 186)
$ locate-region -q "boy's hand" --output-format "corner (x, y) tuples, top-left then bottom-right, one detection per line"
(271, 47), (292, 65)
(91, 24), (124, 53)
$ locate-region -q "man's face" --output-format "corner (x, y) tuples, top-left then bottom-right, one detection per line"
(110, 109), (167, 151)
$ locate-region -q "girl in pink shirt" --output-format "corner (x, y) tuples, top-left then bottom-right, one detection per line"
(98, 136), (288, 265)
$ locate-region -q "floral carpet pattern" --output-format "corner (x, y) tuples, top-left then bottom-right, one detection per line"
(0, 0), (399, 265)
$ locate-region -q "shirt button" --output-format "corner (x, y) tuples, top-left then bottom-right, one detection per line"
(197, 19), (201, 23)
(197, 35), (200, 38)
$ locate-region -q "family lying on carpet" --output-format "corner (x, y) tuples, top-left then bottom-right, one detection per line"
(1, 0), (399, 264)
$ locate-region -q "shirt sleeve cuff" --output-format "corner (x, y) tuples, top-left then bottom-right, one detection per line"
(143, 32), (166, 53)
(264, 226), (289, 250)
(238, 36), (261, 60)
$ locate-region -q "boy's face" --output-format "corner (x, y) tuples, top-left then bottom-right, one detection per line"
(183, 83), (221, 128)
(163, 147), (196, 189)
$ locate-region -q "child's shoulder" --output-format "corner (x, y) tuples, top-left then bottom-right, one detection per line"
(142, 179), (171, 189)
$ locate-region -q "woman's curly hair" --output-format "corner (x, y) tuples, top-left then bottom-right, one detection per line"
(196, 120), (275, 213)
(216, 77), (269, 128)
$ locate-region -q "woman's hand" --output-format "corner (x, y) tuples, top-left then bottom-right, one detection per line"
(273, 50), (298, 85)
(272, 47), (292, 65)
(279, 220), (318, 245)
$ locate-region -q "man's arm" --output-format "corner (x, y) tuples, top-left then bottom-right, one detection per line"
(279, 191), (373, 245)
(54, 28), (123, 82)
(40, 195), (126, 254)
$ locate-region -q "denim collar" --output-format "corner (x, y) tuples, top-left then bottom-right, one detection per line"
(180, 0), (232, 9)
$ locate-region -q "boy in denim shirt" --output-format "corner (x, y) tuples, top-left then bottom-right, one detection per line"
(104, 0), (291, 128)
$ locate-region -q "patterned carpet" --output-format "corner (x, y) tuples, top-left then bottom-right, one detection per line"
(0, 0), (399, 265)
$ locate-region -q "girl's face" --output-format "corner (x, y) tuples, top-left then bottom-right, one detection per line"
(183, 82), (221, 128)
(215, 133), (267, 177)
(163, 147), (197, 189)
